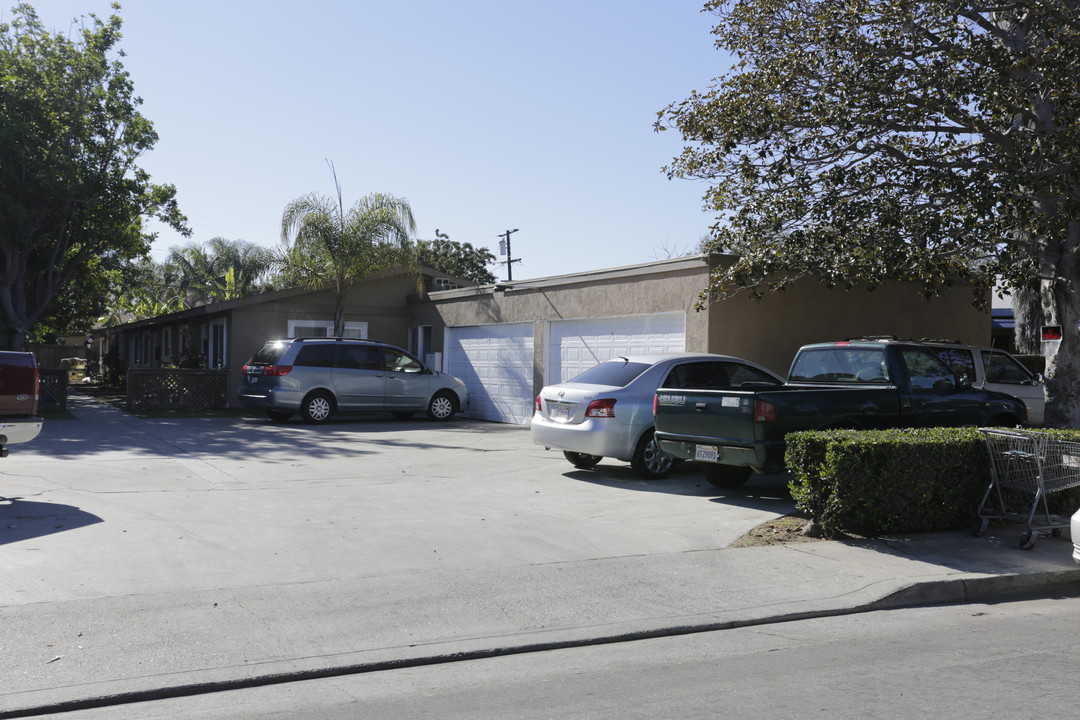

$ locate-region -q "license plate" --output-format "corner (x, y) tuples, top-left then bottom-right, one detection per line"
(550, 403), (572, 421)
(695, 445), (720, 462)
(247, 376), (259, 385)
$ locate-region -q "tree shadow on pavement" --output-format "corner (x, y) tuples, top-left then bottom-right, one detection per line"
(0, 497), (103, 545)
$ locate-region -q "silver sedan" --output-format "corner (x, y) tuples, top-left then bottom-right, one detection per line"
(531, 353), (783, 479)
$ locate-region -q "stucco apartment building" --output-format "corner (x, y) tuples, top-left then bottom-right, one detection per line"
(113, 254), (992, 424)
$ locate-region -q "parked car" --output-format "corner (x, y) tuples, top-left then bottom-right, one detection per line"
(1073, 505), (1080, 564)
(654, 338), (1028, 488)
(908, 338), (1045, 426)
(237, 337), (469, 424)
(0, 351), (43, 457)
(531, 353), (784, 478)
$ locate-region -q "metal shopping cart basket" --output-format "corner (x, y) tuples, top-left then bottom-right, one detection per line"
(977, 428), (1080, 549)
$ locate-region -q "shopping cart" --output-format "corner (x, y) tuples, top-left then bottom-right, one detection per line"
(977, 428), (1080, 549)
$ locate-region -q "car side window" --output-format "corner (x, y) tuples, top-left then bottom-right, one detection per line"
(932, 348), (975, 380)
(663, 362), (730, 390)
(724, 362), (782, 388)
(337, 345), (381, 370)
(982, 350), (1033, 384)
(383, 348), (423, 373)
(294, 344), (337, 368)
(901, 348), (955, 391)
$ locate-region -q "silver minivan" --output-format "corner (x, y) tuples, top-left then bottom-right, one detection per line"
(237, 338), (469, 424)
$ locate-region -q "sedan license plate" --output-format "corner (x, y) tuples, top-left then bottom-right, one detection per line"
(549, 403), (572, 422)
(695, 445), (720, 463)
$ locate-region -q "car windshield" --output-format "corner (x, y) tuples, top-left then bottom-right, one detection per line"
(568, 360), (653, 387)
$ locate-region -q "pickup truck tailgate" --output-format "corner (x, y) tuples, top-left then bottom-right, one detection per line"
(653, 389), (774, 467)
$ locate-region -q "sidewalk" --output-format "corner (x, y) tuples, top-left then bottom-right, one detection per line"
(2, 395), (1079, 718)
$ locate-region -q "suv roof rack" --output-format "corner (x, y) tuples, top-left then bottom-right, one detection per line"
(289, 337), (386, 344)
(846, 335), (964, 345)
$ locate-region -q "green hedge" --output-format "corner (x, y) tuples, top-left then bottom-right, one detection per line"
(785, 427), (1080, 538)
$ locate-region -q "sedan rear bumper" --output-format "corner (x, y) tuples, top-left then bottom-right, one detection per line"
(530, 414), (638, 461)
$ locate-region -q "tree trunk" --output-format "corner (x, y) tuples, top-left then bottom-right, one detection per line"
(1012, 284), (1044, 355)
(1041, 221), (1080, 428)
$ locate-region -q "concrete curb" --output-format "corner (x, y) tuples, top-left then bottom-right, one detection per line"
(4, 568), (1078, 719)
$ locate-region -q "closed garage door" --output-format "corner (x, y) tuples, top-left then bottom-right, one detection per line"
(445, 323), (534, 424)
(548, 313), (686, 383)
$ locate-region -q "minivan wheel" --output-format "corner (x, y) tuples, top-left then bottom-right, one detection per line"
(427, 391), (457, 421)
(631, 429), (675, 479)
(266, 409), (293, 423)
(301, 391), (335, 424)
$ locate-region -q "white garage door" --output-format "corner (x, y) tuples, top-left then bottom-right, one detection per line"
(445, 323), (535, 424)
(548, 313), (686, 383)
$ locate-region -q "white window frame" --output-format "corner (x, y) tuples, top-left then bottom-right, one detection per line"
(209, 318), (227, 369)
(287, 320), (368, 339)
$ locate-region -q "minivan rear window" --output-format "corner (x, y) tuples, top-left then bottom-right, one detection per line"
(248, 342), (288, 365)
(569, 360), (652, 387)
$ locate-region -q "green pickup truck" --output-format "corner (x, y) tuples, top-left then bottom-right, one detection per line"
(653, 338), (1030, 487)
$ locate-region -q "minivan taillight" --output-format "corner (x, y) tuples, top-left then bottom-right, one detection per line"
(754, 399), (777, 422)
(585, 398), (616, 418)
(263, 365), (293, 377)
(536, 395), (542, 412)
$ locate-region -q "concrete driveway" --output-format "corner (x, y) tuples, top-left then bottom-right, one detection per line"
(0, 394), (796, 713)
(2, 395), (794, 606)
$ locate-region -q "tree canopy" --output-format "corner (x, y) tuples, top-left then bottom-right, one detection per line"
(415, 236), (497, 285)
(0, 3), (186, 349)
(658, 0), (1080, 426)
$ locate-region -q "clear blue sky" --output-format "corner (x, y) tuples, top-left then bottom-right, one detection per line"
(26, 0), (730, 281)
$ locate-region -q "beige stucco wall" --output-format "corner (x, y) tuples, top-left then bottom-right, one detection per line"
(410, 258), (715, 396)
(705, 273), (991, 375)
(413, 255), (991, 394)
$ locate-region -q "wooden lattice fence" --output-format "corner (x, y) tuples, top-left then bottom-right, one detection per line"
(38, 370), (69, 410)
(126, 369), (230, 410)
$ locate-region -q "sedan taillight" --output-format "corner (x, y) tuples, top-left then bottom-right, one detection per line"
(585, 398), (617, 418)
(535, 394), (542, 412)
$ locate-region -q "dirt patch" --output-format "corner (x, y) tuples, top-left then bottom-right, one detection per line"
(729, 513), (825, 548)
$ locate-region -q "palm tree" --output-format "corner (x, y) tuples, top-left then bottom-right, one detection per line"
(166, 237), (276, 308)
(279, 173), (416, 336)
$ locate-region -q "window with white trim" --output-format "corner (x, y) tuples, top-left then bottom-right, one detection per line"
(287, 320), (368, 339)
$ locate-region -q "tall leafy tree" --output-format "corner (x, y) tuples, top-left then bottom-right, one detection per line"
(166, 237), (276, 307)
(0, 3), (187, 349)
(415, 234), (497, 285)
(280, 172), (416, 336)
(657, 0), (1080, 426)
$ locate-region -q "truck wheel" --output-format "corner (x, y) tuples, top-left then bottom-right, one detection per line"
(700, 463), (753, 489)
(631, 429), (675, 479)
(564, 451), (602, 469)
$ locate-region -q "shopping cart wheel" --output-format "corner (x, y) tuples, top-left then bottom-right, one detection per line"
(973, 519), (988, 538)
(1020, 531), (1037, 550)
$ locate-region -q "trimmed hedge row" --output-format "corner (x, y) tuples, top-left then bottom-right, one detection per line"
(785, 427), (1080, 538)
